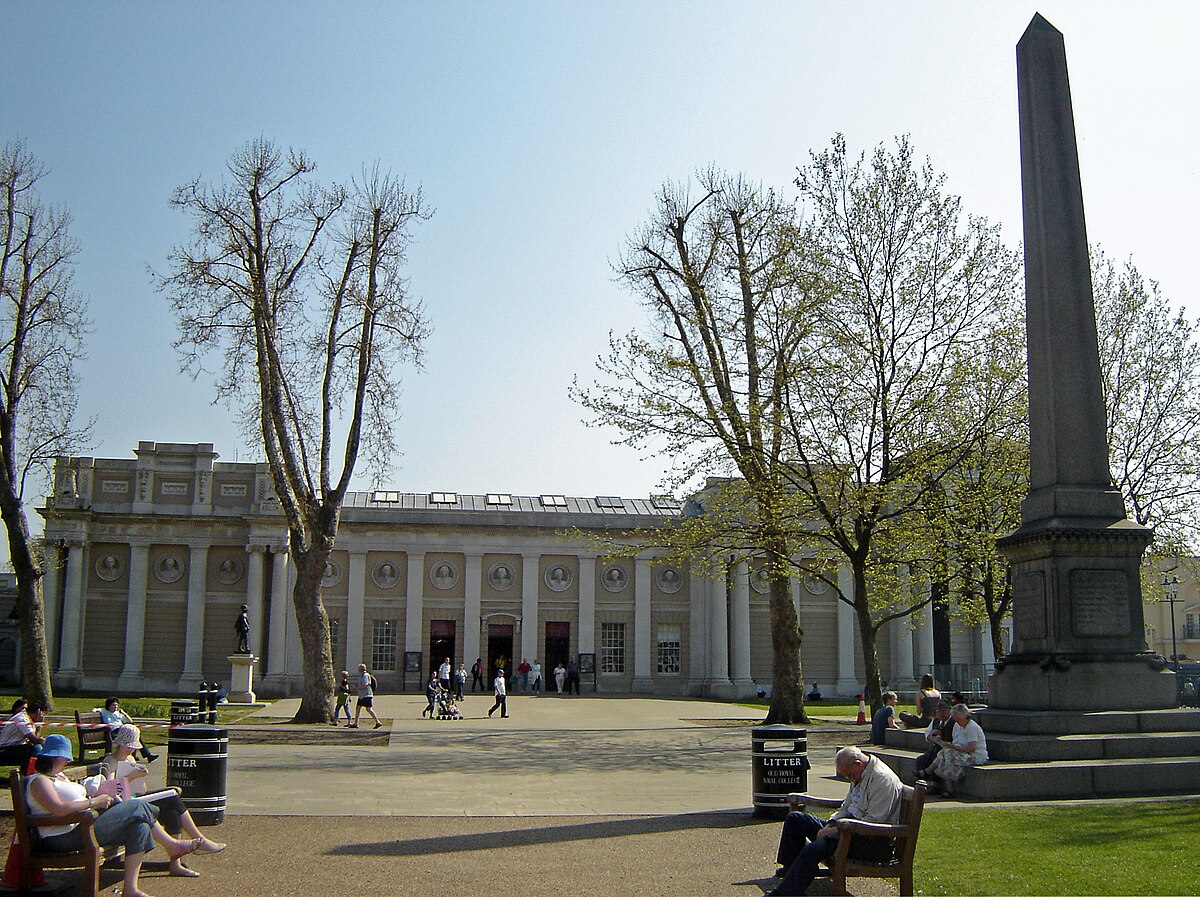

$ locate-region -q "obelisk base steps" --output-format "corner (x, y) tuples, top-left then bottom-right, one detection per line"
(989, 659), (1177, 711)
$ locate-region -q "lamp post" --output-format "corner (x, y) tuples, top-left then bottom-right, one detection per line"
(1162, 575), (1182, 671)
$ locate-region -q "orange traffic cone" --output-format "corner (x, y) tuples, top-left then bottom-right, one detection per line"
(856, 694), (867, 725)
(2, 830), (45, 889)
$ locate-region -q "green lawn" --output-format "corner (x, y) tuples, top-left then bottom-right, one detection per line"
(916, 802), (1200, 896)
(737, 699), (865, 720)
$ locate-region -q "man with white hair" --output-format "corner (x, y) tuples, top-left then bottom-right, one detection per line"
(766, 745), (904, 896)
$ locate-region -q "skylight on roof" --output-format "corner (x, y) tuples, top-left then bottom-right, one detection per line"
(595, 495), (624, 508)
(651, 494), (681, 510)
(429, 491), (458, 504)
(372, 491), (400, 503)
(539, 494), (568, 508)
(486, 493), (513, 506)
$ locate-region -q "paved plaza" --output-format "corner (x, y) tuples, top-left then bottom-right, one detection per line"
(9, 697), (902, 897)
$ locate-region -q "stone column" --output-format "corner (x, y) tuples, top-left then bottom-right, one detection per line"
(520, 554), (539, 663)
(632, 557), (652, 690)
(891, 616), (914, 687)
(687, 570), (708, 695)
(55, 540), (86, 688)
(179, 544), (209, 690)
(405, 551), (425, 655)
(118, 542), (150, 689)
(915, 594), (935, 680)
(42, 543), (63, 669)
(835, 563), (857, 697)
(283, 557), (303, 682)
(346, 550), (367, 671)
(244, 546), (266, 659)
(707, 569), (732, 696)
(729, 561), (753, 691)
(463, 552), (483, 666)
(578, 556), (596, 656)
(265, 548), (290, 680)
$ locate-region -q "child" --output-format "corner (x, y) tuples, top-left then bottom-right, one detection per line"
(332, 671), (353, 726)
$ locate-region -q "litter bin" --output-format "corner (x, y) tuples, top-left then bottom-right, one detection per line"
(752, 725), (809, 818)
(170, 699), (198, 727)
(167, 725), (228, 825)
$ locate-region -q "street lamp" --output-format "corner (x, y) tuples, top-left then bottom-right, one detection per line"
(1162, 575), (1182, 671)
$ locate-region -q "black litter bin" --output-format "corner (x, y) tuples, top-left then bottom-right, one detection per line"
(751, 725), (809, 817)
(167, 725), (228, 825)
(170, 699), (198, 727)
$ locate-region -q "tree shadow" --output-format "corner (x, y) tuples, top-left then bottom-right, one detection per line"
(327, 811), (776, 857)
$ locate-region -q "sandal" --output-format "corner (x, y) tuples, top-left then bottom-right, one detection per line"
(169, 862), (200, 878)
(197, 840), (226, 854)
(167, 838), (202, 861)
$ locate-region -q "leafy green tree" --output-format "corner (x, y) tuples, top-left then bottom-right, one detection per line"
(159, 140), (430, 722)
(779, 135), (1023, 711)
(1094, 251), (1200, 554)
(575, 169), (823, 723)
(0, 140), (92, 708)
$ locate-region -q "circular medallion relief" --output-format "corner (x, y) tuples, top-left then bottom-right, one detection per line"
(750, 567), (771, 595)
(215, 557), (244, 586)
(322, 560), (343, 588)
(600, 564), (628, 592)
(803, 573), (831, 595)
(656, 567), (683, 593)
(488, 562), (516, 591)
(95, 554), (123, 582)
(154, 554), (184, 584)
(372, 561), (401, 589)
(429, 561), (460, 590)
(544, 564), (573, 592)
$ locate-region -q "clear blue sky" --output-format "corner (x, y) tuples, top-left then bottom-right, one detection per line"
(3, 2), (1197, 508)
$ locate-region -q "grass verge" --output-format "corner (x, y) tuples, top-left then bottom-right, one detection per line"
(916, 801), (1200, 896)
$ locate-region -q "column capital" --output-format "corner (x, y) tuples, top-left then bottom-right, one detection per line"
(246, 543), (269, 555)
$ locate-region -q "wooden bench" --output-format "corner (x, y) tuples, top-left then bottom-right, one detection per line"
(74, 710), (112, 763)
(786, 780), (927, 897)
(9, 767), (124, 897)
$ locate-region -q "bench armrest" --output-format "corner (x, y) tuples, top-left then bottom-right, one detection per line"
(26, 810), (99, 829)
(787, 792), (843, 811)
(833, 818), (909, 838)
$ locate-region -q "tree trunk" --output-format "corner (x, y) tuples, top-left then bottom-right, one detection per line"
(852, 562), (884, 713)
(764, 538), (808, 724)
(0, 486), (52, 708)
(289, 546), (336, 724)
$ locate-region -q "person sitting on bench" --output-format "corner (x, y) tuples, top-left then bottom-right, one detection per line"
(0, 700), (45, 767)
(767, 745), (903, 896)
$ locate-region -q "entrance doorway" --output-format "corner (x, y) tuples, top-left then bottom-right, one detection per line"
(429, 620), (456, 677)
(545, 621), (570, 692)
(487, 623), (514, 682)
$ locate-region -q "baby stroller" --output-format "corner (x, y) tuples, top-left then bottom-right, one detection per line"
(436, 688), (464, 720)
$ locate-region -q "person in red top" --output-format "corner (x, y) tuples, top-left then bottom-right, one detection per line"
(518, 658), (532, 693)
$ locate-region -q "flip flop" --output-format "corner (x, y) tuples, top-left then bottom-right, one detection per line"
(170, 863), (201, 878)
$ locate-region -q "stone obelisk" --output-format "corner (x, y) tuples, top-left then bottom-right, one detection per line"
(991, 14), (1176, 711)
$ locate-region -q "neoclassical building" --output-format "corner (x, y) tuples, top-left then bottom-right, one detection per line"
(38, 441), (999, 698)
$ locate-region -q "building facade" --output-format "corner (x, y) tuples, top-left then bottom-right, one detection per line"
(38, 442), (998, 699)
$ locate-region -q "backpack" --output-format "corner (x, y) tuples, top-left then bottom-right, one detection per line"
(369, 674), (379, 691)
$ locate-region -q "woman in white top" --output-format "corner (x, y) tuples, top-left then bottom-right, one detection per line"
(928, 703), (988, 796)
(103, 724), (226, 873)
(26, 734), (199, 897)
(99, 697), (158, 762)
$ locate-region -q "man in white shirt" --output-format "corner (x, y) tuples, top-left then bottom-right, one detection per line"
(488, 669), (509, 718)
(349, 663), (383, 729)
(0, 701), (46, 766)
(767, 746), (903, 896)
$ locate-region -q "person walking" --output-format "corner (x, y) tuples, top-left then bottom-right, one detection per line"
(437, 657), (452, 695)
(332, 671), (353, 726)
(518, 658), (532, 693)
(471, 657), (486, 692)
(349, 663), (383, 729)
(488, 669), (509, 718)
(565, 657), (581, 695)
(554, 662), (566, 695)
(454, 663), (467, 701)
(531, 659), (542, 695)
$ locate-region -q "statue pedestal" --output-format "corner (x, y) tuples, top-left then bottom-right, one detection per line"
(227, 654), (258, 703)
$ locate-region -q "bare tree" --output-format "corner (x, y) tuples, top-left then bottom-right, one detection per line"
(781, 135), (1023, 711)
(575, 169), (822, 723)
(159, 140), (430, 722)
(0, 140), (91, 707)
